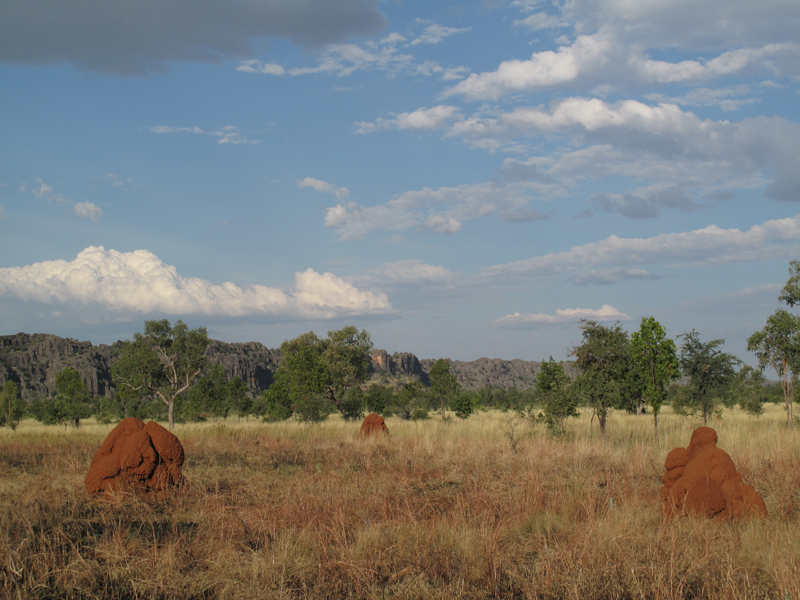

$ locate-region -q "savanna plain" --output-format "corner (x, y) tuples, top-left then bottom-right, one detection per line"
(1, 406), (799, 600)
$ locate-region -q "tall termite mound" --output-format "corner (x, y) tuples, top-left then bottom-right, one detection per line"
(660, 426), (767, 520)
(85, 417), (185, 494)
(359, 413), (389, 438)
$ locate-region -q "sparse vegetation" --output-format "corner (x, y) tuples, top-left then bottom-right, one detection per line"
(1, 406), (798, 600)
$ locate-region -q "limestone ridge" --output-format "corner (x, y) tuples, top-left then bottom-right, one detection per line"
(0, 333), (280, 401)
(1, 332), (571, 400)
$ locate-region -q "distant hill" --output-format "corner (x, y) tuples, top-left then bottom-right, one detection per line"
(0, 332), (573, 400)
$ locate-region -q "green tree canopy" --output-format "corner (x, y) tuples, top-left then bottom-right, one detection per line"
(0, 381), (25, 430)
(112, 319), (208, 429)
(678, 330), (740, 425)
(429, 358), (460, 419)
(536, 356), (578, 435)
(747, 308), (800, 428)
(631, 316), (679, 435)
(572, 320), (631, 442)
(778, 259), (800, 307)
(275, 326), (373, 420)
(50, 367), (92, 430)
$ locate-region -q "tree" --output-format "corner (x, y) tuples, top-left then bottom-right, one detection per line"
(226, 376), (250, 421)
(631, 316), (680, 435)
(747, 309), (800, 428)
(0, 381), (25, 430)
(536, 356), (578, 435)
(778, 259), (800, 307)
(572, 320), (631, 442)
(429, 358), (460, 419)
(182, 363), (229, 422)
(51, 367), (92, 431)
(733, 365), (766, 417)
(275, 326), (373, 419)
(112, 319), (208, 429)
(451, 392), (473, 419)
(340, 386), (366, 421)
(678, 330), (740, 425)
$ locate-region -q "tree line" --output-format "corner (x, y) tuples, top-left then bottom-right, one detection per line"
(2, 261), (798, 433)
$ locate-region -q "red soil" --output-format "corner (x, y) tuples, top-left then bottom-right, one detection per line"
(84, 417), (185, 494)
(660, 426), (767, 520)
(359, 413), (389, 438)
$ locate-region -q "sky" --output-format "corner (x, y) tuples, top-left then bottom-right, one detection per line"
(1, 0), (799, 367)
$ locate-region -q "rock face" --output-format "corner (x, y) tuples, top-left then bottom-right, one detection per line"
(660, 426), (767, 520)
(359, 413), (389, 438)
(85, 418), (185, 494)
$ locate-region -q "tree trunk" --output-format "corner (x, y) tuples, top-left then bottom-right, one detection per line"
(653, 410), (659, 436)
(702, 406), (708, 426)
(598, 409), (607, 443)
(636, 399), (644, 415)
(441, 397), (446, 420)
(168, 399), (175, 429)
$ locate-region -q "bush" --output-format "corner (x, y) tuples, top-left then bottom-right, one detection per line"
(451, 392), (473, 419)
(339, 386), (366, 421)
(411, 408), (429, 420)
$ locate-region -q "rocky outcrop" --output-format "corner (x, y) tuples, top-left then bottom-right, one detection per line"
(660, 426), (767, 520)
(0, 333), (281, 402)
(359, 413), (389, 437)
(0, 333), (119, 400)
(205, 340), (279, 393)
(84, 417), (185, 494)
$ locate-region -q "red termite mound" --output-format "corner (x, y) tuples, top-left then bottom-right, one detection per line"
(359, 413), (389, 438)
(84, 417), (185, 494)
(660, 426), (767, 520)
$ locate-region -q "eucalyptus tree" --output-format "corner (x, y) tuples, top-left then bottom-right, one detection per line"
(429, 358), (460, 419)
(572, 320), (631, 442)
(678, 330), (739, 425)
(0, 381), (25, 430)
(631, 316), (679, 435)
(112, 319), (208, 429)
(275, 326), (373, 420)
(747, 309), (800, 428)
(536, 356), (577, 435)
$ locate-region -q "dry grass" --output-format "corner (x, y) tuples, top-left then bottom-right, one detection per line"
(1, 405), (798, 599)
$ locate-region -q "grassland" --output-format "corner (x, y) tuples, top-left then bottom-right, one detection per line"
(1, 405), (798, 599)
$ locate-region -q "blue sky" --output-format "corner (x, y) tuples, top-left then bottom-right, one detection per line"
(1, 0), (799, 365)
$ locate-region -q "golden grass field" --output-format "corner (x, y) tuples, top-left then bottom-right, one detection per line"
(1, 405), (799, 599)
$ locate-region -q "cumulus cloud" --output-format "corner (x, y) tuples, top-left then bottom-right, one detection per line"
(73, 202), (103, 222)
(443, 30), (800, 101)
(495, 304), (630, 327)
(0, 0), (388, 74)
(355, 105), (463, 133)
(0, 246), (392, 320)
(298, 177), (350, 200)
(235, 60), (286, 75)
(480, 214), (800, 284)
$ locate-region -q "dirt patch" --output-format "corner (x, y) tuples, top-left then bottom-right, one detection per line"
(660, 426), (767, 520)
(359, 413), (389, 438)
(85, 417), (185, 494)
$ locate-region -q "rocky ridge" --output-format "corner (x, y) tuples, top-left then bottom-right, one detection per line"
(1, 332), (570, 400)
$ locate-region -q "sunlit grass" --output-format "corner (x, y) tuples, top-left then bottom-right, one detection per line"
(1, 403), (798, 599)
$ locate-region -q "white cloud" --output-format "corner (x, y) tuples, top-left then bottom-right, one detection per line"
(495, 304), (630, 326)
(396, 105), (463, 130)
(33, 178), (53, 198)
(514, 12), (569, 31)
(366, 260), (455, 285)
(570, 268), (660, 286)
(447, 98), (800, 204)
(323, 180), (539, 240)
(0, 246), (392, 320)
(235, 60), (286, 75)
(443, 30), (800, 101)
(148, 124), (259, 144)
(410, 24), (471, 46)
(481, 215), (800, 284)
(644, 85), (758, 112)
(298, 177), (350, 199)
(73, 202), (103, 222)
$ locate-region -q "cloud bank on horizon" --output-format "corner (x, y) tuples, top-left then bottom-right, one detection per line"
(1, 0), (798, 361)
